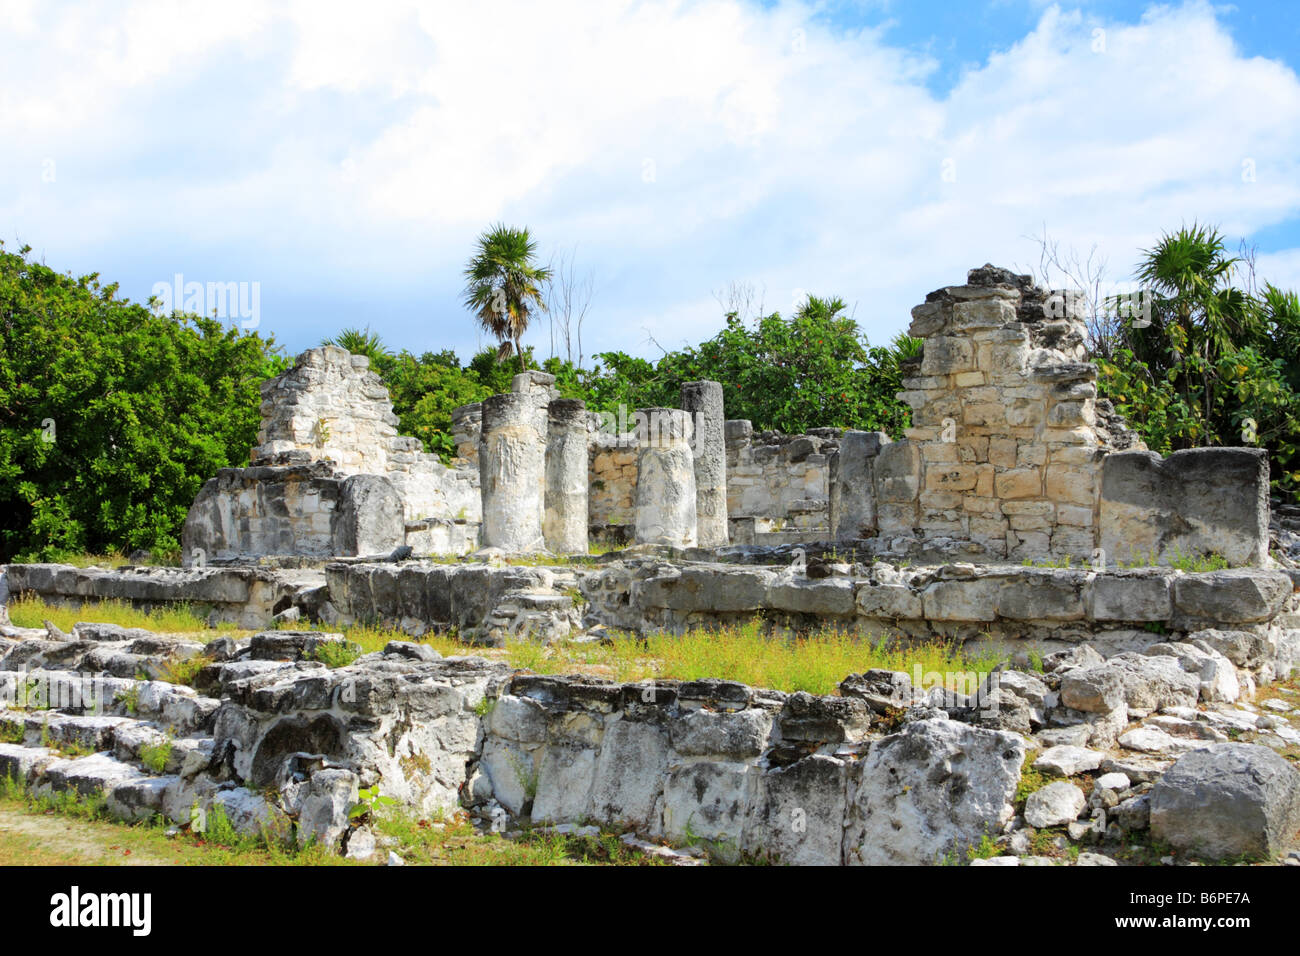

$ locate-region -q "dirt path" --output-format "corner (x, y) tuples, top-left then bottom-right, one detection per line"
(0, 805), (178, 866)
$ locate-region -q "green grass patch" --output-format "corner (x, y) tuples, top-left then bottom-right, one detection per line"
(499, 619), (1007, 696)
(7, 594), (245, 639)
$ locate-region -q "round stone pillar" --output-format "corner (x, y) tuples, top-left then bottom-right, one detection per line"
(545, 398), (589, 554)
(634, 407), (698, 547)
(680, 380), (728, 547)
(479, 392), (545, 552)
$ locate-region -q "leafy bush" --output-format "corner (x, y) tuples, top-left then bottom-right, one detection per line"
(0, 242), (287, 561)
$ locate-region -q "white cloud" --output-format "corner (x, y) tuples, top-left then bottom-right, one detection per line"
(1, 0), (1299, 361)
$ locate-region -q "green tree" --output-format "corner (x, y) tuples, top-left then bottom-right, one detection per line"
(462, 224), (551, 368)
(578, 296), (916, 437)
(1096, 224), (1300, 496)
(0, 242), (286, 560)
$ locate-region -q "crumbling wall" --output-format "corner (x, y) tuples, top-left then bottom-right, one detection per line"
(184, 347), (481, 561)
(829, 265), (1270, 568)
(252, 346), (399, 475)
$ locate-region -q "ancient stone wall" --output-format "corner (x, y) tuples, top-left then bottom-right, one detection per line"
(184, 347), (481, 561)
(252, 345), (399, 475)
(828, 265), (1271, 568)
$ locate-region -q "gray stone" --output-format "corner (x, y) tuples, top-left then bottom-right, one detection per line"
(1024, 781), (1087, 828)
(1099, 447), (1269, 566)
(334, 474), (405, 556)
(544, 398), (589, 554)
(844, 719), (1023, 865)
(1033, 745), (1103, 778)
(634, 408), (697, 548)
(1173, 569), (1292, 624)
(297, 769), (359, 849)
(829, 430), (888, 541)
(480, 392), (546, 552)
(1150, 744), (1300, 860)
(680, 381), (728, 548)
(1060, 654), (1199, 716)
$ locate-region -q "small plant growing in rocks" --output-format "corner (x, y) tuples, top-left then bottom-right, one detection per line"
(309, 641), (363, 668)
(140, 737), (174, 774)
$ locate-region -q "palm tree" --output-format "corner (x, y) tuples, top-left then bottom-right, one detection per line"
(1131, 223), (1262, 444)
(462, 224), (551, 368)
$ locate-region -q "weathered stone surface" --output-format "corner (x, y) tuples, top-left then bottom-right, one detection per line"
(1144, 641), (1241, 703)
(1090, 573), (1173, 621)
(480, 392), (546, 552)
(830, 431), (888, 541)
(668, 708), (773, 758)
(1150, 744), (1300, 860)
(634, 408), (697, 548)
(544, 398), (589, 554)
(1025, 781), (1086, 828)
(1172, 570), (1292, 624)
(768, 577), (855, 616)
(845, 719), (1023, 865)
(663, 762), (755, 860)
(1060, 654), (1199, 716)
(681, 381), (728, 548)
(587, 718), (670, 835)
(1099, 448), (1269, 567)
(1033, 745), (1103, 778)
(296, 769), (359, 849)
(745, 754), (848, 866)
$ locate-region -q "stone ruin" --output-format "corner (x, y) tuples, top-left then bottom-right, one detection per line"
(2, 265), (1299, 866)
(181, 266), (1271, 569)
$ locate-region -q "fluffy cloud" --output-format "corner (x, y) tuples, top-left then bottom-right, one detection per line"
(2, 0), (1298, 359)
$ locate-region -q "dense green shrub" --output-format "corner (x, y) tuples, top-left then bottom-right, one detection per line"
(0, 242), (286, 561)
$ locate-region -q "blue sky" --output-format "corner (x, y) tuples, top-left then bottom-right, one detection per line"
(3, 0), (1299, 364)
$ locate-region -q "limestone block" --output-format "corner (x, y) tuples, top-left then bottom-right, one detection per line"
(844, 719), (1023, 866)
(829, 430), (887, 541)
(745, 755), (848, 866)
(680, 381), (729, 547)
(544, 398), (589, 554)
(921, 577), (999, 621)
(994, 468), (1041, 499)
(1099, 448), (1269, 566)
(856, 583), (923, 618)
(920, 337), (976, 376)
(1172, 569), (1292, 624)
(1089, 573), (1173, 621)
(634, 408), (697, 548)
(480, 392), (546, 552)
(873, 441), (922, 503)
(996, 570), (1087, 621)
(332, 475), (404, 556)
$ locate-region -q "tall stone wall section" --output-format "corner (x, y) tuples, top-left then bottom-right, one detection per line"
(889, 265), (1107, 562)
(185, 347), (481, 562)
(828, 265), (1270, 567)
(252, 346), (399, 475)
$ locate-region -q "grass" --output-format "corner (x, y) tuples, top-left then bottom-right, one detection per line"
(10, 550), (180, 569)
(307, 640), (364, 669)
(7, 594), (247, 640)
(371, 808), (666, 866)
(0, 773), (662, 867)
(496, 620), (1007, 696)
(9, 596), (1007, 697)
(1014, 753), (1050, 804)
(139, 737), (173, 774)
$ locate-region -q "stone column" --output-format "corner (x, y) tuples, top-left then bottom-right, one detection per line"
(479, 392), (545, 552)
(830, 430), (889, 542)
(545, 398), (589, 554)
(634, 408), (698, 547)
(680, 380), (728, 547)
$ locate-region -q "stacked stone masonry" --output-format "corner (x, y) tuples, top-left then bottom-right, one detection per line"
(184, 346), (480, 562)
